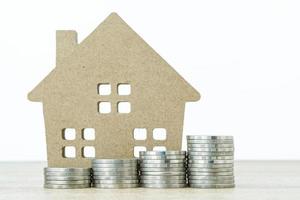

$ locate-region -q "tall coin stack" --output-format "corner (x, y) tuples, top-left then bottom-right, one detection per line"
(139, 151), (187, 188)
(44, 168), (92, 189)
(92, 159), (139, 188)
(187, 135), (235, 188)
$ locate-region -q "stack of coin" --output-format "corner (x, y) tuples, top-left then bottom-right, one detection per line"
(44, 168), (91, 189)
(92, 159), (139, 188)
(139, 151), (187, 188)
(187, 135), (235, 189)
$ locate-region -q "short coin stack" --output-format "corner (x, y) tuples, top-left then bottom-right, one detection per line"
(139, 151), (187, 188)
(187, 135), (235, 189)
(44, 168), (91, 189)
(92, 159), (139, 188)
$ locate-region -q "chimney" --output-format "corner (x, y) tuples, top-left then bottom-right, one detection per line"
(56, 30), (77, 65)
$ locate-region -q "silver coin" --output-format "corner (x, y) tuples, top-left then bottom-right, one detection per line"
(187, 163), (233, 168)
(93, 183), (139, 189)
(93, 171), (138, 176)
(187, 135), (233, 140)
(140, 163), (186, 168)
(140, 151), (186, 156)
(139, 166), (187, 170)
(92, 159), (138, 164)
(140, 179), (186, 184)
(189, 175), (234, 180)
(141, 183), (186, 188)
(140, 164), (186, 168)
(165, 151), (187, 155)
(92, 171), (138, 175)
(140, 167), (186, 172)
(140, 155), (186, 160)
(189, 183), (235, 188)
(140, 160), (186, 164)
(188, 143), (234, 148)
(189, 179), (234, 184)
(187, 139), (234, 144)
(93, 179), (138, 184)
(139, 151), (166, 156)
(166, 155), (186, 159)
(44, 172), (91, 176)
(140, 175), (186, 180)
(92, 163), (137, 168)
(188, 168), (233, 172)
(188, 147), (234, 152)
(44, 168), (91, 173)
(92, 167), (137, 172)
(188, 151), (234, 156)
(139, 160), (166, 164)
(141, 171), (186, 176)
(44, 180), (91, 185)
(44, 176), (91, 181)
(44, 184), (90, 189)
(188, 155), (234, 160)
(166, 160), (187, 164)
(139, 155), (165, 160)
(188, 171), (234, 176)
(188, 160), (234, 164)
(93, 175), (138, 180)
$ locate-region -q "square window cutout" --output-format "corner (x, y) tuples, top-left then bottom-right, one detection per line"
(134, 146), (146, 157)
(98, 102), (111, 113)
(62, 128), (76, 140)
(118, 102), (131, 113)
(98, 83), (111, 95)
(153, 128), (167, 140)
(153, 146), (166, 152)
(118, 84), (131, 95)
(63, 146), (76, 158)
(82, 146), (95, 158)
(82, 128), (95, 140)
(133, 128), (147, 140)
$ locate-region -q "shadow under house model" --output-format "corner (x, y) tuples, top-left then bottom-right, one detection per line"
(28, 13), (200, 168)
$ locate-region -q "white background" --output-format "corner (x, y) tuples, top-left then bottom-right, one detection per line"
(0, 0), (299, 161)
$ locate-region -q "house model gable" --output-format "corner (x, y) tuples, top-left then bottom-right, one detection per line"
(28, 13), (200, 168)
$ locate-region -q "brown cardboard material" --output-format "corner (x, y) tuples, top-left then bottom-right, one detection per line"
(28, 12), (200, 168)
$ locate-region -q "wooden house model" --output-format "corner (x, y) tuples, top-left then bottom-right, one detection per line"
(28, 13), (200, 167)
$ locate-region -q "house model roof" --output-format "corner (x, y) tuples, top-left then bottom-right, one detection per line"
(28, 13), (200, 102)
